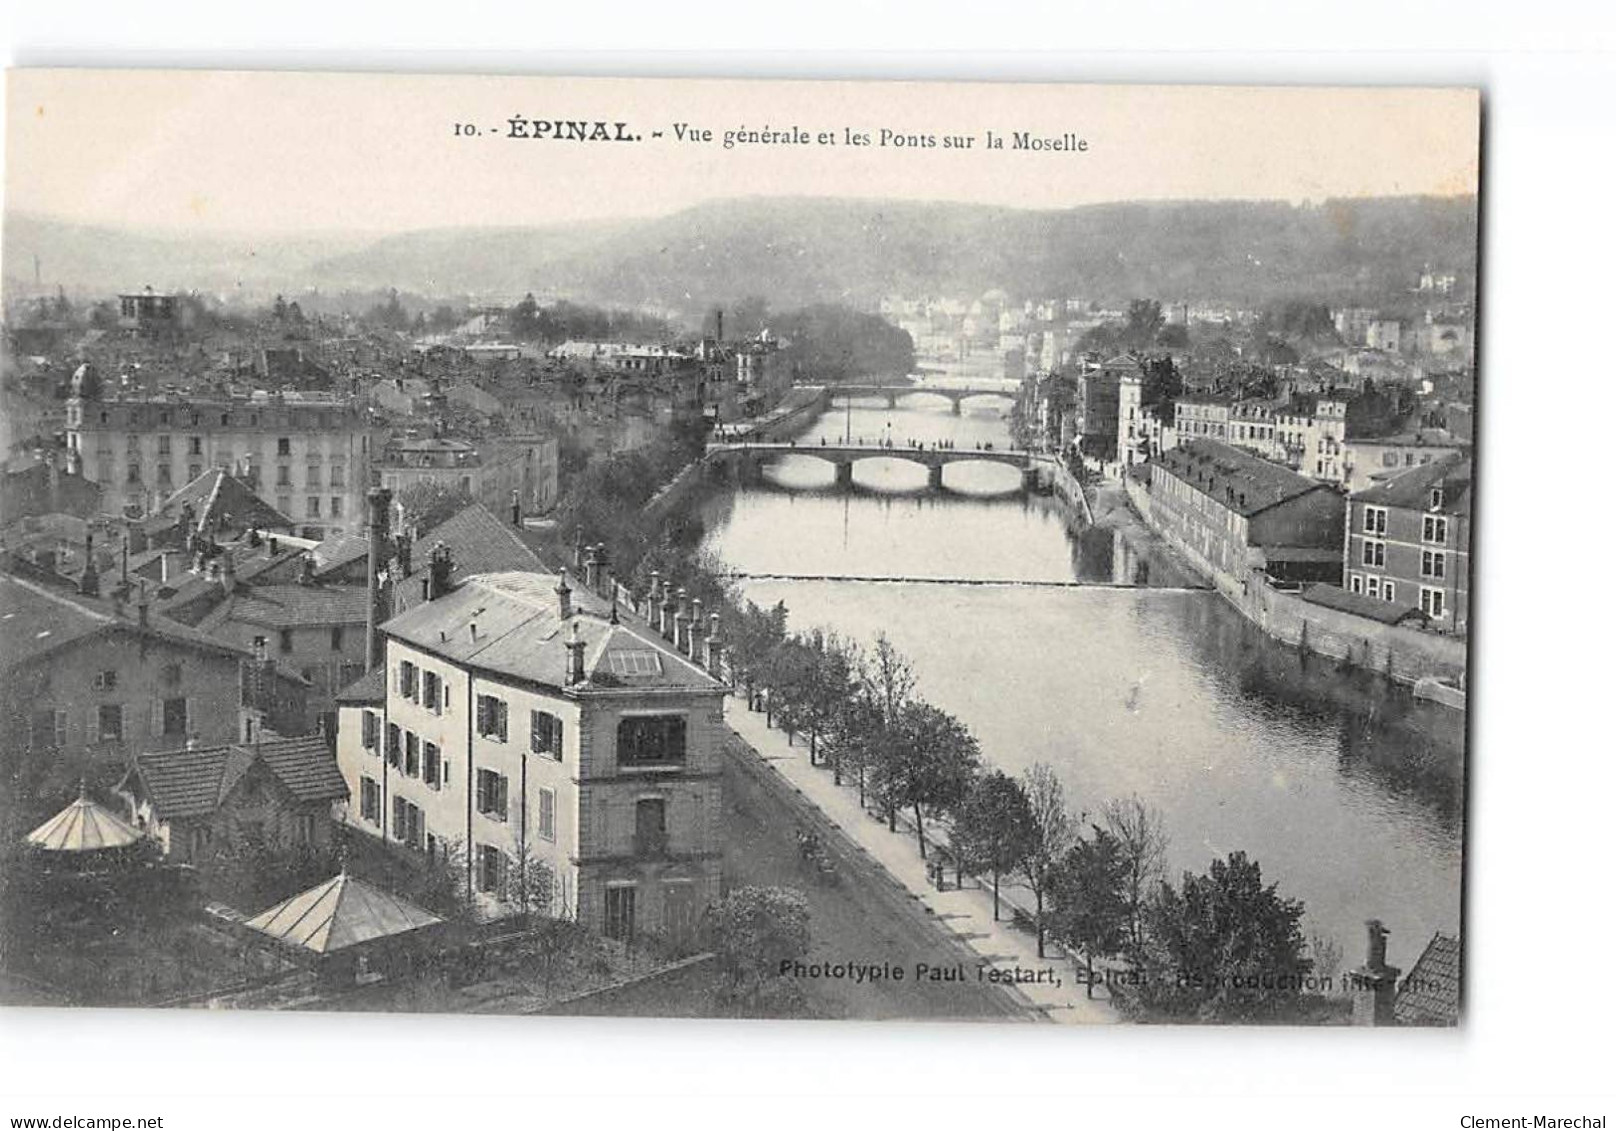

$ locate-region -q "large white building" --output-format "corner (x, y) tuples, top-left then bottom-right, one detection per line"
(65, 379), (369, 538)
(334, 556), (726, 945)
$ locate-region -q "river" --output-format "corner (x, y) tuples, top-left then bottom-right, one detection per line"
(696, 384), (1464, 974)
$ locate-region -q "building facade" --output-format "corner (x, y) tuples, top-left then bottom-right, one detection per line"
(1344, 455), (1471, 635)
(376, 434), (560, 520)
(64, 386), (369, 537)
(336, 563), (726, 945)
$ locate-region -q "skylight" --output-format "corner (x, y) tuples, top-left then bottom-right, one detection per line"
(608, 650), (663, 677)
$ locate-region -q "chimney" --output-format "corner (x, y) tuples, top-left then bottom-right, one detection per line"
(648, 570), (662, 607)
(426, 541), (455, 601)
(688, 598), (704, 658)
(565, 620), (586, 686)
(364, 486), (393, 670)
(395, 529), (414, 577)
(268, 535), (279, 555)
(583, 543), (601, 591)
(554, 569), (573, 620)
(120, 535), (130, 587)
(1349, 919), (1401, 1027)
(705, 613), (724, 678)
(299, 554), (315, 585)
(77, 533), (100, 597)
(674, 589), (691, 654)
(137, 582), (150, 628)
(510, 488), (522, 527)
(221, 550), (236, 594)
(715, 307), (724, 342)
(659, 585), (676, 640)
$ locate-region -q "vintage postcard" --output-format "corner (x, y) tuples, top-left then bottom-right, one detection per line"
(0, 71), (1476, 1025)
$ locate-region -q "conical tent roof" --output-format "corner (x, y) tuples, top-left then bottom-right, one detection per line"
(244, 872), (443, 954)
(25, 789), (143, 852)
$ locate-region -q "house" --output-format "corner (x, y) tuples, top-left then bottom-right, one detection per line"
(1342, 429), (1468, 493)
(1349, 919), (1460, 1026)
(0, 572), (310, 840)
(0, 459), (104, 525)
(1147, 440), (1346, 587)
(142, 467), (296, 545)
(335, 556), (727, 945)
(1344, 454), (1471, 635)
(116, 735), (348, 864)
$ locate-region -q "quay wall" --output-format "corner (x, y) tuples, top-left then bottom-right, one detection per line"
(1123, 474), (1467, 688)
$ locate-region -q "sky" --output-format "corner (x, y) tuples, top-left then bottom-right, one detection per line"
(4, 70), (1480, 236)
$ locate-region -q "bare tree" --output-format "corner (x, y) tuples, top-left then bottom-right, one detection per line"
(1101, 794), (1169, 958)
(1018, 762), (1077, 958)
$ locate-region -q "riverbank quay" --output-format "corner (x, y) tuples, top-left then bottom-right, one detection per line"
(723, 695), (1120, 1025)
(1120, 470), (1468, 693)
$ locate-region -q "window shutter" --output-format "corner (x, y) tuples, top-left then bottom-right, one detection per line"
(87, 705), (99, 740)
(151, 699), (163, 737)
(555, 719), (564, 761)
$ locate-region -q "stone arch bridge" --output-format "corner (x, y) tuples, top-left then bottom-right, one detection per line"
(828, 384), (1018, 414)
(704, 441), (1043, 491)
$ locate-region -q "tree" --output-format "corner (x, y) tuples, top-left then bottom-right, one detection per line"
(872, 701), (980, 859)
(1123, 299), (1165, 349)
(701, 886), (811, 1011)
(861, 634), (916, 828)
(1141, 850), (1312, 1022)
(1049, 825), (1132, 997)
(950, 770), (1036, 921)
(395, 480), (474, 532)
(1017, 762), (1076, 958)
(1101, 794), (1168, 959)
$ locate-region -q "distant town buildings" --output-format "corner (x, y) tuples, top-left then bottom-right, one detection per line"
(376, 434), (560, 520)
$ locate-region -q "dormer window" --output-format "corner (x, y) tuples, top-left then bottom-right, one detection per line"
(1429, 487), (1444, 510)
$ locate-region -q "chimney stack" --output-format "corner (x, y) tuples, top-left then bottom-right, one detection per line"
(554, 569), (573, 620)
(659, 585), (676, 640)
(426, 541), (455, 601)
(364, 486), (393, 671)
(510, 488), (522, 527)
(674, 589), (691, 654)
(688, 598), (704, 658)
(137, 581), (150, 628)
(221, 550), (236, 594)
(1349, 919), (1401, 1027)
(705, 613), (724, 678)
(583, 543), (600, 591)
(565, 620), (586, 685)
(77, 533), (100, 597)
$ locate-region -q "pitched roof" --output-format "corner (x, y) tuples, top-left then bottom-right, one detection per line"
(1300, 584), (1428, 626)
(127, 736), (348, 820)
(335, 664), (386, 705)
(1153, 440), (1334, 517)
(244, 872), (441, 954)
(1352, 454), (1472, 516)
(0, 573), (253, 669)
(197, 584), (371, 631)
(391, 503), (551, 614)
(311, 533), (371, 576)
(153, 468), (294, 534)
(1394, 932), (1461, 1026)
(383, 571), (722, 695)
(26, 789), (144, 852)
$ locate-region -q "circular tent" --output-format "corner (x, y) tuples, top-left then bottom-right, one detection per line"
(25, 787), (144, 854)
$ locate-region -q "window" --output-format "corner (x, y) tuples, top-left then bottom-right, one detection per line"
(1382, 451), (1399, 468)
(189, 436), (202, 456)
(424, 742), (442, 789)
(531, 710), (564, 760)
(277, 466), (292, 487)
(1366, 576), (1381, 598)
(360, 776), (381, 823)
(1361, 506), (1388, 535)
(280, 628), (294, 654)
(1429, 487), (1444, 510)
(477, 845), (506, 896)
(330, 464), (346, 487)
(93, 670), (117, 691)
(604, 886), (636, 941)
(476, 694), (508, 741)
(158, 436), (172, 455)
(126, 463), (143, 484)
(292, 812), (316, 843)
(278, 437), (292, 457)
(1422, 515), (1449, 544)
(385, 723), (402, 768)
(362, 710), (379, 752)
(189, 826), (213, 858)
(1420, 587), (1447, 619)
(617, 715), (687, 766)
(1360, 540), (1385, 568)
(635, 798), (668, 856)
(537, 787), (556, 841)
(160, 696), (188, 736)
(96, 704), (123, 742)
(392, 796), (424, 849)
(1348, 574), (1363, 595)
(404, 732), (420, 777)
(422, 670), (442, 713)
(1382, 581), (1396, 603)
(399, 661), (418, 702)
(476, 769), (509, 821)
(1421, 550), (1448, 580)
(307, 497), (321, 518)
(330, 496), (343, 518)
(29, 710), (67, 752)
